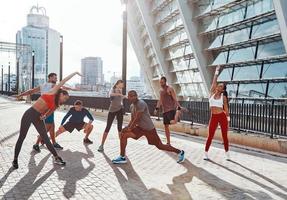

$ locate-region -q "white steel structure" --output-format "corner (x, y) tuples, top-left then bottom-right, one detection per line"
(127, 0), (287, 100)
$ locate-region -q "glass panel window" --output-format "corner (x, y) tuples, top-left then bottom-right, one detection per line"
(218, 67), (233, 81)
(238, 83), (267, 98)
(224, 28), (250, 45)
(218, 8), (245, 28)
(257, 41), (286, 59)
(252, 20), (280, 39)
(228, 46), (256, 63)
(226, 84), (238, 97)
(209, 35), (223, 49)
(212, 51), (228, 65)
(267, 82), (287, 98)
(233, 65), (261, 81)
(172, 58), (190, 71)
(262, 61), (287, 79)
(246, 0), (274, 19)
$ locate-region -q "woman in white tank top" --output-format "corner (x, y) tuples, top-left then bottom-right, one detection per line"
(204, 65), (230, 161)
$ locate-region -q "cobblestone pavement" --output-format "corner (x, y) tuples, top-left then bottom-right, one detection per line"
(0, 96), (287, 200)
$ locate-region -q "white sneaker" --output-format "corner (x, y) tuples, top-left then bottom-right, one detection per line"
(225, 151), (231, 161)
(203, 151), (209, 160)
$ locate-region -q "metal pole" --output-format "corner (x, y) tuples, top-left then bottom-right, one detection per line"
(60, 35), (63, 81)
(8, 62), (10, 92)
(32, 51), (35, 88)
(122, 0), (127, 95)
(1, 65), (3, 93)
(16, 59), (19, 93)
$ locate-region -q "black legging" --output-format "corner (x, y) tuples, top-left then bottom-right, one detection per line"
(14, 107), (58, 160)
(104, 108), (123, 133)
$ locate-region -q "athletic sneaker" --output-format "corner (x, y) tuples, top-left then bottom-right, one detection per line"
(54, 156), (66, 166)
(225, 151), (231, 161)
(12, 160), (18, 169)
(97, 145), (104, 152)
(112, 156), (127, 164)
(33, 144), (41, 153)
(53, 142), (63, 150)
(83, 138), (93, 144)
(203, 151), (209, 160)
(177, 150), (185, 163)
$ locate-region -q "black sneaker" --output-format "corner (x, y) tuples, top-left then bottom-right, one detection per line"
(33, 144), (41, 153)
(53, 142), (64, 150)
(54, 156), (66, 166)
(83, 138), (93, 144)
(12, 160), (18, 169)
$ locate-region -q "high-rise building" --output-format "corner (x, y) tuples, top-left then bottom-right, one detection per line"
(127, 0), (287, 100)
(16, 5), (62, 87)
(81, 57), (103, 86)
(127, 76), (145, 97)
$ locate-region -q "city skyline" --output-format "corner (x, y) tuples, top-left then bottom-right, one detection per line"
(0, 0), (141, 84)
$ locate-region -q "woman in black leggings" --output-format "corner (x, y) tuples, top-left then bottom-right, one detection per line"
(98, 80), (125, 152)
(13, 72), (81, 169)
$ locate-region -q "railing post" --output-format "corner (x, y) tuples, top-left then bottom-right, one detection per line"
(32, 51), (35, 88)
(270, 99), (275, 139)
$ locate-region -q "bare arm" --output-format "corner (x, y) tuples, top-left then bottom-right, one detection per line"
(169, 87), (181, 107)
(49, 72), (81, 94)
(61, 85), (79, 91)
(17, 86), (40, 97)
(223, 96), (230, 121)
(210, 65), (221, 95)
(128, 111), (143, 129)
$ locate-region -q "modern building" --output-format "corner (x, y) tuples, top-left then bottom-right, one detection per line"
(126, 0), (287, 100)
(16, 5), (62, 87)
(127, 76), (145, 97)
(81, 57), (104, 86)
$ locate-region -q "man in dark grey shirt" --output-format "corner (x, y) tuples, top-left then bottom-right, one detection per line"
(112, 90), (185, 164)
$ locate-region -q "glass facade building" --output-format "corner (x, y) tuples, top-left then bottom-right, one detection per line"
(127, 0), (287, 100)
(81, 57), (104, 86)
(16, 5), (62, 87)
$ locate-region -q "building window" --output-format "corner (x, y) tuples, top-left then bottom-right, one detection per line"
(262, 61), (287, 79)
(246, 0), (274, 19)
(267, 82), (287, 98)
(233, 65), (261, 81)
(218, 67), (233, 81)
(252, 20), (280, 39)
(228, 46), (256, 63)
(257, 41), (286, 59)
(238, 83), (267, 98)
(226, 83), (238, 97)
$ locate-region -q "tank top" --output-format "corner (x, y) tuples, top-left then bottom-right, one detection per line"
(209, 93), (223, 108)
(41, 94), (56, 110)
(40, 82), (54, 94)
(160, 86), (176, 113)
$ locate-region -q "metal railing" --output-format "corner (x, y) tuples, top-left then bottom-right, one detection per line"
(1, 93), (284, 138)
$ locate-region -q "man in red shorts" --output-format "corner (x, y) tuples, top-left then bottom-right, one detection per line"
(112, 90), (185, 164)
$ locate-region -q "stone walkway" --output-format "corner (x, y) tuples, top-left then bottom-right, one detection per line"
(0, 96), (286, 200)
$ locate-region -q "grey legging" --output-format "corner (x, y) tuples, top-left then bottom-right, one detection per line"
(14, 107), (58, 160)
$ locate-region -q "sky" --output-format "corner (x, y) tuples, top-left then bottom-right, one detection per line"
(0, 0), (141, 83)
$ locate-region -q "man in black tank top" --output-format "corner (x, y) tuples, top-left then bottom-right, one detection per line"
(155, 77), (182, 145)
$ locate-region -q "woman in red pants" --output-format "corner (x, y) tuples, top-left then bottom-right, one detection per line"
(204, 65), (230, 161)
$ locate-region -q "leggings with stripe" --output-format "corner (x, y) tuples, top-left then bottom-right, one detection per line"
(14, 107), (58, 160)
(205, 112), (229, 152)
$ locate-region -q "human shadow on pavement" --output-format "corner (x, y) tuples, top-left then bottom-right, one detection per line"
(55, 144), (95, 199)
(209, 160), (287, 198)
(2, 152), (54, 200)
(162, 152), (274, 200)
(103, 152), (194, 200)
(0, 130), (19, 144)
(0, 167), (14, 189)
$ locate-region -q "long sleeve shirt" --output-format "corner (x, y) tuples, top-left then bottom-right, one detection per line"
(61, 107), (94, 125)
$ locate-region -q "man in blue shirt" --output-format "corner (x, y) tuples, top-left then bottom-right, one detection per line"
(56, 100), (94, 145)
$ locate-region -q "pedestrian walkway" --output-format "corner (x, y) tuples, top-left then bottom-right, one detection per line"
(0, 96), (286, 200)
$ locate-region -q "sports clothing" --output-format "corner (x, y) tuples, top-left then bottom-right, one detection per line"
(41, 94), (56, 111)
(130, 100), (154, 131)
(61, 107), (94, 125)
(163, 110), (176, 125)
(209, 93), (224, 108)
(44, 112), (54, 124)
(109, 88), (124, 113)
(104, 108), (123, 133)
(160, 85), (177, 113)
(63, 121), (85, 133)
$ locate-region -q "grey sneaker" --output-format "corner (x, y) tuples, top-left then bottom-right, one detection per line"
(53, 142), (63, 150)
(33, 144), (40, 153)
(97, 145), (104, 152)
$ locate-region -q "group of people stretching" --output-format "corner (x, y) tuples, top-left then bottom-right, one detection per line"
(12, 65), (229, 169)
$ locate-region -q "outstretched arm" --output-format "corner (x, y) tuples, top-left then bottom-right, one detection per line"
(49, 72), (81, 94)
(16, 86), (40, 98)
(61, 85), (79, 91)
(210, 65), (221, 95)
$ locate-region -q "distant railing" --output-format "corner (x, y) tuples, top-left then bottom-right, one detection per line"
(6, 93), (287, 138)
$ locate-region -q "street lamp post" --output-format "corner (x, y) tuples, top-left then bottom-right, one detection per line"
(60, 35), (63, 81)
(1, 65), (3, 93)
(32, 50), (35, 88)
(8, 62), (10, 92)
(122, 0), (128, 95)
(16, 59), (19, 93)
